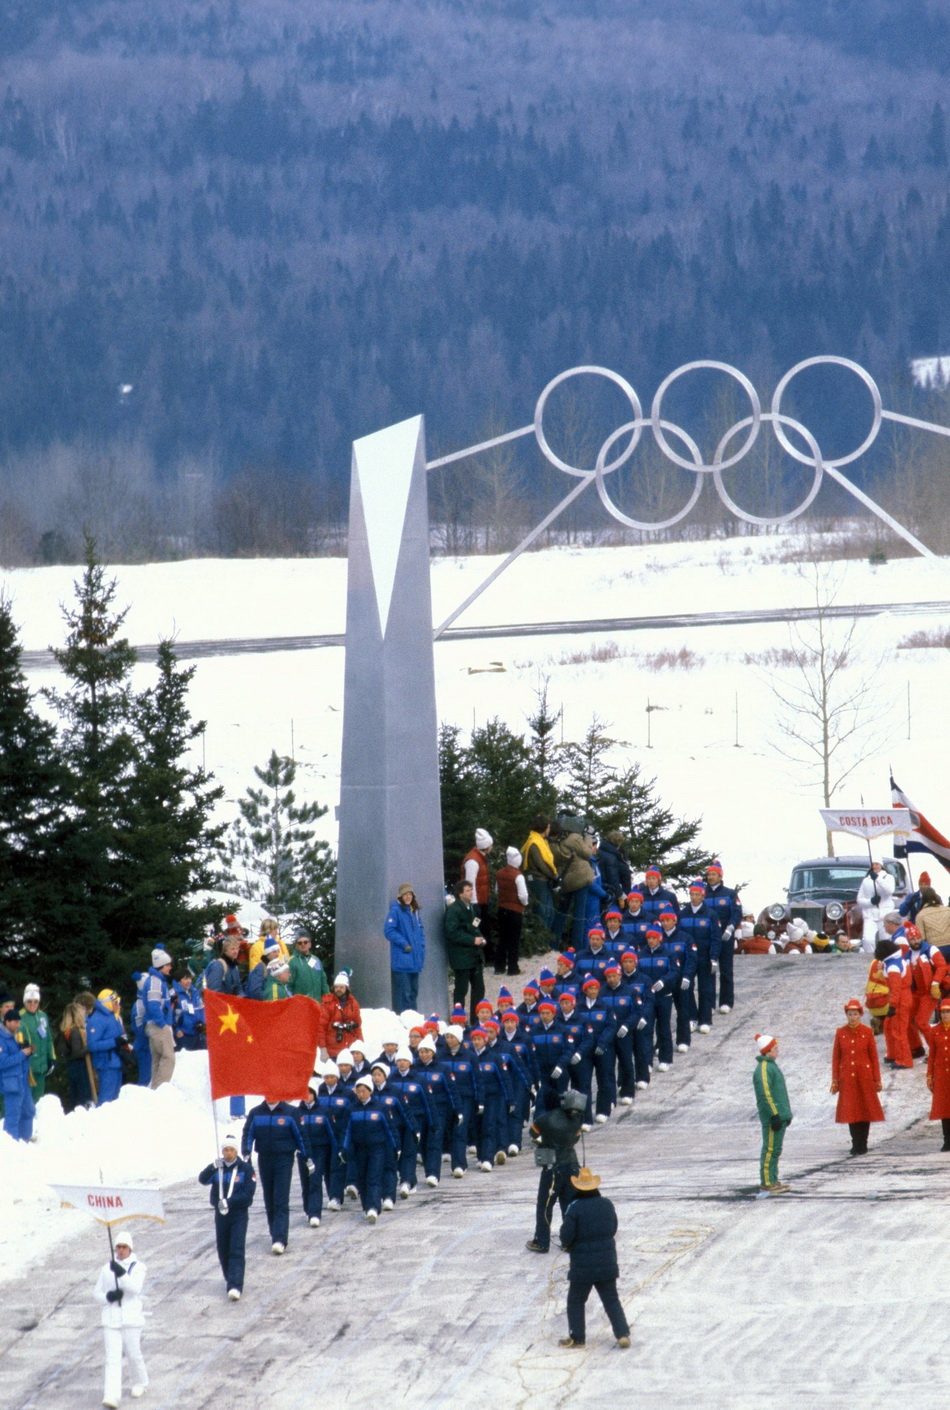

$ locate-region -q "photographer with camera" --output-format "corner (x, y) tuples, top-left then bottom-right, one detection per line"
(525, 1087), (586, 1253)
(320, 972), (363, 1060)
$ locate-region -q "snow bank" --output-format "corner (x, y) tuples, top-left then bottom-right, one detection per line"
(0, 1006), (412, 1285)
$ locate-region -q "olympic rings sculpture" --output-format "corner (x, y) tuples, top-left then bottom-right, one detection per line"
(427, 355), (950, 635)
(532, 356), (881, 533)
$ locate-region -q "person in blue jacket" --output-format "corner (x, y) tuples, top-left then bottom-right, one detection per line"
(387, 1051), (432, 1194)
(144, 948), (176, 1089)
(618, 952), (655, 1090)
(438, 1026), (478, 1175)
(384, 883), (426, 1013)
(469, 1026), (512, 1170)
(704, 860), (743, 1014)
(658, 910), (699, 1053)
(600, 964), (636, 1104)
(129, 975), (151, 1087)
(577, 978), (616, 1122)
(242, 1097), (307, 1253)
(314, 1063), (353, 1210)
(635, 929), (679, 1071)
(413, 1036), (461, 1182)
(531, 1001), (571, 1112)
(203, 935), (245, 1121)
(598, 832), (632, 905)
(342, 1073), (397, 1222)
(678, 881), (722, 1033)
(83, 991), (125, 1105)
(639, 866), (680, 925)
(295, 1078), (338, 1226)
(498, 1010), (538, 1153)
(0, 1008), (34, 1141)
(172, 971), (205, 1051)
(198, 1133), (257, 1299)
(558, 1167), (630, 1349)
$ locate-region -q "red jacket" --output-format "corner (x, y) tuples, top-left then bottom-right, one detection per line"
(461, 848), (490, 906)
(320, 992), (363, 1058)
(925, 1022), (950, 1120)
(831, 1023), (884, 1124)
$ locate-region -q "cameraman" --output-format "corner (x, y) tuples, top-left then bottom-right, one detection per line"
(320, 972), (363, 1061)
(525, 1088), (586, 1253)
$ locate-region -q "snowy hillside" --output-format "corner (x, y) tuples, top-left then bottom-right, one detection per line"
(4, 529), (950, 910)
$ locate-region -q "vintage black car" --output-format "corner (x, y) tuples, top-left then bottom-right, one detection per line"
(757, 855), (910, 942)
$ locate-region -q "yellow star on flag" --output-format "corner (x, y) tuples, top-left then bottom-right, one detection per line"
(218, 1005), (240, 1037)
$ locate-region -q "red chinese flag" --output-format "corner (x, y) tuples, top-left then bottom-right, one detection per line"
(204, 990), (323, 1102)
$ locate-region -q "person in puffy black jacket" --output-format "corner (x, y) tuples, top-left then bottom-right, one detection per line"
(598, 832), (632, 904)
(558, 1169), (630, 1348)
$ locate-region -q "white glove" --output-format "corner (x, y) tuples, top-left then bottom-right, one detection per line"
(457, 1112), (465, 1125)
(680, 978), (691, 991)
(617, 1025), (628, 1038)
(723, 926), (734, 941)
(213, 1157), (224, 1170)
(306, 1158), (316, 1174)
(550, 1066), (563, 1080)
(711, 960), (719, 973)
(637, 1018), (647, 1030)
(569, 1052), (582, 1066)
(652, 980), (664, 993)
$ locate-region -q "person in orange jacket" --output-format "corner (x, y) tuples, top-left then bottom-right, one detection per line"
(320, 973), (363, 1059)
(830, 998), (884, 1156)
(881, 916), (914, 1069)
(907, 923), (947, 1057)
(924, 997), (950, 1151)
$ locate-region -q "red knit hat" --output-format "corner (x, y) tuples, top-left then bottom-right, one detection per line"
(582, 977), (601, 991)
(920, 871), (932, 885)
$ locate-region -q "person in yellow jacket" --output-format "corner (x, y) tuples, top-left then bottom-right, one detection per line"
(522, 814), (558, 934)
(247, 919), (289, 972)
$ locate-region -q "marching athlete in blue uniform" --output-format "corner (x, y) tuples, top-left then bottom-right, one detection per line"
(621, 893), (650, 948)
(600, 964), (636, 1103)
(498, 1010), (539, 1153)
(388, 1050), (433, 1193)
(577, 978), (616, 1121)
(531, 1000), (571, 1112)
(439, 1026), (478, 1175)
(658, 910), (699, 1052)
(342, 1074), (397, 1222)
(414, 1036), (462, 1180)
(679, 881), (722, 1032)
(469, 1026), (512, 1169)
(296, 1078), (339, 1225)
(635, 928), (679, 1070)
(198, 1134), (257, 1298)
(242, 1098), (307, 1253)
(573, 928), (615, 988)
(619, 950), (655, 1088)
(704, 860), (742, 1014)
(315, 1062), (353, 1209)
(639, 867), (680, 926)
(372, 1062), (418, 1207)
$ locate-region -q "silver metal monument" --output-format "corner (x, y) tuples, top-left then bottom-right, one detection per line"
(335, 356), (950, 1008)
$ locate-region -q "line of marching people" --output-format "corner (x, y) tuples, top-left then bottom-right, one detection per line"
(193, 879), (742, 1299)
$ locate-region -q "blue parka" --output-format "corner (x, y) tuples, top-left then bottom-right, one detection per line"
(559, 1190), (620, 1281)
(85, 1000), (124, 1073)
(384, 899), (426, 974)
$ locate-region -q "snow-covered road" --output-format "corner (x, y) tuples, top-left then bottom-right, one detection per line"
(3, 956), (946, 1410)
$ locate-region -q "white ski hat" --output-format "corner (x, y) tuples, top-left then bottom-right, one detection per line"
(417, 1035), (437, 1053)
(506, 846), (522, 867)
(475, 828), (493, 849)
(349, 1038), (367, 1054)
(322, 1061), (339, 1079)
(336, 1048), (354, 1066)
(371, 1061), (390, 1078)
(395, 1046), (413, 1064)
(151, 948), (173, 968)
(446, 1025), (465, 1042)
(333, 972), (350, 988)
(23, 983), (41, 1002)
(354, 1073), (373, 1090)
(113, 1231), (134, 1250)
(755, 1033), (777, 1053)
(222, 1134), (240, 1152)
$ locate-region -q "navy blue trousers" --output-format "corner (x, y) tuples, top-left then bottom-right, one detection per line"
(214, 1208), (248, 1292)
(258, 1150), (295, 1245)
(567, 1277), (629, 1342)
(533, 1161), (578, 1249)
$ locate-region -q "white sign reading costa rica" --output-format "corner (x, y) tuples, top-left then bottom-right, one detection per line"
(819, 807), (914, 841)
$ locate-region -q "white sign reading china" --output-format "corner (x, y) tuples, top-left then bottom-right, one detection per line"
(50, 1184), (166, 1227)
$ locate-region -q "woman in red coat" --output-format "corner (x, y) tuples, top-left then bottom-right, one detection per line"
(320, 973), (363, 1060)
(925, 996), (950, 1151)
(830, 998), (884, 1156)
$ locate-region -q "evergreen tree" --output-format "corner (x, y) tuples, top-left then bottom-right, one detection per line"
(219, 748), (335, 935)
(525, 681), (563, 819)
(559, 717), (620, 822)
(438, 723), (478, 883)
(467, 718), (539, 856)
(111, 639), (227, 967)
(0, 596), (72, 998)
(44, 535), (139, 984)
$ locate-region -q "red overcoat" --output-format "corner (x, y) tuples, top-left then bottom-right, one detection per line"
(831, 1022), (884, 1123)
(925, 1022), (950, 1120)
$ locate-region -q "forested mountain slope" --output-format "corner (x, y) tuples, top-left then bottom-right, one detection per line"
(0, 0), (948, 556)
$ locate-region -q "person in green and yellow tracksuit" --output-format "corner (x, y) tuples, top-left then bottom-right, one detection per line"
(263, 958), (291, 1002)
(19, 984), (56, 1100)
(753, 1032), (793, 1193)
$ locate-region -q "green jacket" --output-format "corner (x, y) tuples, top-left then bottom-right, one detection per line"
(288, 952), (329, 1001)
(263, 977), (290, 1002)
(443, 899), (483, 971)
(19, 1008), (55, 1077)
(753, 1053), (792, 1124)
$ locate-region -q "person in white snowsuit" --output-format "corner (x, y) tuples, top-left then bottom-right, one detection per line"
(93, 1232), (148, 1407)
(856, 862), (895, 953)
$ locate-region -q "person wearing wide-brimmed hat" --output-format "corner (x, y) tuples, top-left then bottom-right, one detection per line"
(557, 1167), (630, 1349)
(830, 999), (884, 1156)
